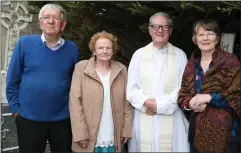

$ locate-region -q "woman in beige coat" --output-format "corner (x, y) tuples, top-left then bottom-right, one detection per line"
(69, 31), (133, 152)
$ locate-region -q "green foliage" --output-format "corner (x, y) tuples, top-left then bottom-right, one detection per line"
(217, 1), (241, 14)
(180, 2), (205, 12)
(28, 1), (240, 64)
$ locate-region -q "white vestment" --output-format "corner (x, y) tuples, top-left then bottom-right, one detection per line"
(127, 42), (190, 152)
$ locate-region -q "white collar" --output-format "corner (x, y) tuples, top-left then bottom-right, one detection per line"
(41, 33), (62, 47)
(152, 43), (168, 52)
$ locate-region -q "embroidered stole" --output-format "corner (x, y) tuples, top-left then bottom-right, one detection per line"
(139, 42), (178, 152)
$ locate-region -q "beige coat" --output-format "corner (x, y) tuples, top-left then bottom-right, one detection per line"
(69, 57), (133, 152)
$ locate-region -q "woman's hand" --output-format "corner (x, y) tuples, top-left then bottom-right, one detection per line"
(189, 94), (211, 110)
(77, 139), (89, 149)
(193, 103), (207, 112)
(121, 137), (129, 144)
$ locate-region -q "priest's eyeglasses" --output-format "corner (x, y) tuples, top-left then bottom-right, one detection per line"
(149, 24), (171, 31)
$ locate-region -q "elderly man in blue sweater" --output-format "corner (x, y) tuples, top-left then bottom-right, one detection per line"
(6, 3), (79, 152)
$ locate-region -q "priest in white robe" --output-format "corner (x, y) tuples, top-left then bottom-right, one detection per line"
(126, 12), (190, 152)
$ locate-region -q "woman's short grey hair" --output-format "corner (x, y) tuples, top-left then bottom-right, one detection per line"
(192, 19), (221, 47)
(38, 3), (67, 21)
(149, 12), (173, 27)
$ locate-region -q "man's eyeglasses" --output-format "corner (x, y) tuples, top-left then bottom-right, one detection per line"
(40, 16), (63, 21)
(149, 24), (171, 31)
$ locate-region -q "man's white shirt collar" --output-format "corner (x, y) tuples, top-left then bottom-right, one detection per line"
(152, 43), (168, 53)
(41, 33), (65, 51)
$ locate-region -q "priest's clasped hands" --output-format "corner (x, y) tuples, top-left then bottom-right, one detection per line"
(144, 98), (157, 116)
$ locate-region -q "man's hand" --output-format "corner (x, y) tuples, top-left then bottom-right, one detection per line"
(13, 113), (18, 119)
(77, 139), (89, 149)
(146, 109), (156, 116)
(144, 99), (157, 113)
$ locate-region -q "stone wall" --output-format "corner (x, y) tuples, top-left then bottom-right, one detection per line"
(1, 1), (41, 152)
(1, 1), (41, 105)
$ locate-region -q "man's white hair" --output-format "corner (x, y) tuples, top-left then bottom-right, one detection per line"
(38, 3), (67, 21)
(149, 12), (173, 27)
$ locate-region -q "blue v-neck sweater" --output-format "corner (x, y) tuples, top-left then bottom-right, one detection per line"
(6, 35), (80, 122)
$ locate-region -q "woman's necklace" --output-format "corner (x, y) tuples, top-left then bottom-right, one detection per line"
(200, 60), (210, 73)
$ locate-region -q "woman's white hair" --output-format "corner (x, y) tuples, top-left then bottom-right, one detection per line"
(38, 3), (67, 21)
